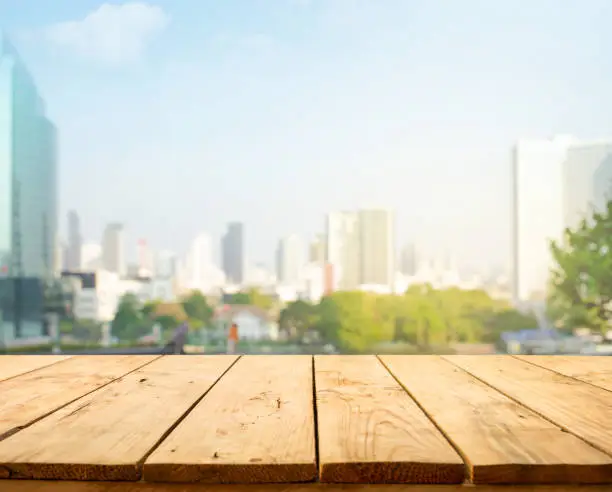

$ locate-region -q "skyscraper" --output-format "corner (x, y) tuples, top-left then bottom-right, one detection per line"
(511, 136), (572, 304)
(276, 234), (304, 286)
(309, 234), (326, 265)
(594, 154), (612, 213)
(359, 208), (395, 288)
(563, 140), (612, 230)
(326, 211), (360, 290)
(400, 243), (417, 276)
(222, 222), (245, 285)
(66, 210), (82, 270)
(102, 223), (125, 276)
(0, 34), (58, 341)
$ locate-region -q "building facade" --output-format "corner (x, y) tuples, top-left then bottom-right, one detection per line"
(102, 223), (125, 276)
(276, 234), (304, 286)
(563, 141), (612, 230)
(0, 34), (58, 343)
(66, 210), (82, 270)
(326, 211), (360, 291)
(594, 154), (612, 213)
(359, 208), (395, 288)
(511, 136), (572, 304)
(222, 222), (245, 285)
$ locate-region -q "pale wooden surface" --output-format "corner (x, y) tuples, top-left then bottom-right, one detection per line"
(144, 355), (317, 484)
(517, 355), (612, 392)
(314, 355), (464, 484)
(0, 355), (72, 382)
(0, 355), (157, 440)
(445, 355), (612, 457)
(0, 356), (237, 481)
(381, 355), (612, 484)
(1, 354), (612, 488)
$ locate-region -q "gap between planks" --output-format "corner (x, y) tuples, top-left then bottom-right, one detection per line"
(0, 355), (239, 481)
(380, 355), (612, 485)
(443, 356), (612, 465)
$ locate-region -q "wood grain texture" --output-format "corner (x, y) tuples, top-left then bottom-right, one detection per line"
(0, 355), (72, 382)
(4, 482), (612, 492)
(517, 356), (612, 392)
(0, 355), (237, 481)
(144, 355), (317, 484)
(381, 355), (612, 484)
(314, 355), (464, 484)
(445, 356), (612, 458)
(0, 355), (156, 440)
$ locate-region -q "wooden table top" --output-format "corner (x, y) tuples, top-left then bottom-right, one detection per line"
(0, 354), (611, 492)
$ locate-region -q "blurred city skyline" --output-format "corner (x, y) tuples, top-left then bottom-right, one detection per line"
(4, 0), (612, 271)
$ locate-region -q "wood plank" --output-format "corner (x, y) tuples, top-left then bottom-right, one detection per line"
(516, 355), (612, 392)
(0, 355), (237, 481)
(144, 355), (317, 484)
(445, 355), (612, 459)
(0, 355), (72, 382)
(381, 355), (612, 484)
(0, 355), (156, 440)
(314, 355), (464, 484)
(4, 482), (612, 492)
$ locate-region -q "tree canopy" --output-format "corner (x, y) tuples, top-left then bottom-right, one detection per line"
(180, 290), (213, 328)
(549, 201), (612, 333)
(279, 286), (535, 353)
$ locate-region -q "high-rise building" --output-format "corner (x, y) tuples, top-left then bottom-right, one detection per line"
(400, 243), (417, 276)
(102, 223), (125, 276)
(0, 34), (58, 341)
(186, 233), (214, 291)
(276, 234), (304, 286)
(222, 222), (245, 285)
(66, 210), (82, 270)
(511, 136), (573, 304)
(81, 242), (102, 272)
(326, 211), (360, 290)
(563, 140), (612, 230)
(594, 155), (612, 213)
(359, 208), (395, 288)
(309, 234), (326, 265)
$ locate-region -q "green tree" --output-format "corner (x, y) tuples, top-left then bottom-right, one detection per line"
(112, 293), (146, 341)
(227, 292), (251, 305)
(549, 202), (612, 334)
(279, 300), (315, 341)
(181, 290), (213, 326)
(246, 287), (274, 310)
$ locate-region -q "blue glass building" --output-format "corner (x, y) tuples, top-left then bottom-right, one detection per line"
(0, 33), (58, 344)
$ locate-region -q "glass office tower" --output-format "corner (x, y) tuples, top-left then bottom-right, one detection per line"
(0, 33), (58, 344)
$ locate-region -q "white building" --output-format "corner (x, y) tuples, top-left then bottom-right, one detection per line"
(326, 211), (360, 290)
(563, 140), (612, 230)
(69, 269), (175, 322)
(81, 242), (102, 272)
(102, 223), (125, 276)
(276, 234), (304, 287)
(184, 233), (221, 293)
(511, 136), (574, 304)
(512, 136), (612, 304)
(359, 208), (395, 289)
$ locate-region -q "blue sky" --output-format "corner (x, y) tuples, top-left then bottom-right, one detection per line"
(3, 0), (612, 271)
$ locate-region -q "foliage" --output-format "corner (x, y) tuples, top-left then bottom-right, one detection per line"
(277, 286), (534, 353)
(180, 290), (213, 327)
(111, 293), (149, 341)
(549, 201), (612, 334)
(226, 288), (275, 310)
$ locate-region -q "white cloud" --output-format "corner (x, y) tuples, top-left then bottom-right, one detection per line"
(44, 2), (169, 64)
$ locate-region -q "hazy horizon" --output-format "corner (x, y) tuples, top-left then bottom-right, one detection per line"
(5, 0), (612, 271)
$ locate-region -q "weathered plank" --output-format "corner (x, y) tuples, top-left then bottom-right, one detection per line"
(0, 355), (156, 440)
(144, 355), (317, 484)
(445, 356), (612, 458)
(0, 355), (72, 382)
(381, 355), (612, 484)
(314, 355), (464, 484)
(0, 355), (237, 481)
(6, 482), (612, 492)
(517, 355), (612, 392)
